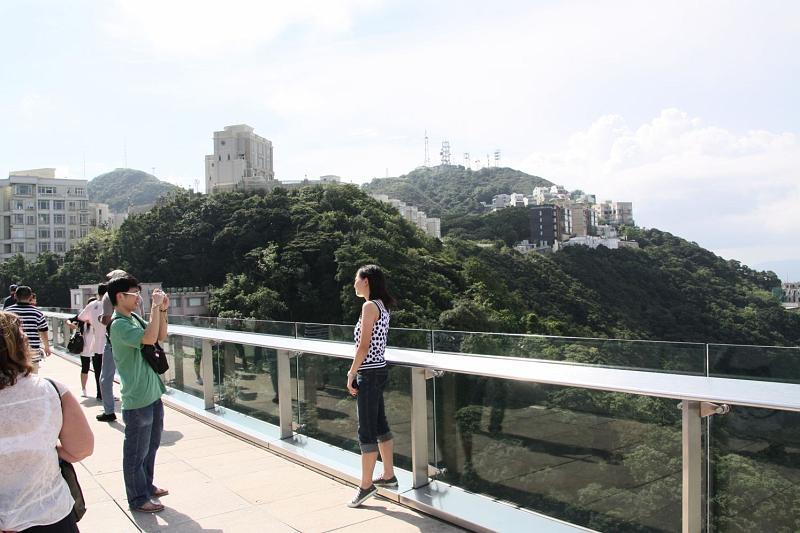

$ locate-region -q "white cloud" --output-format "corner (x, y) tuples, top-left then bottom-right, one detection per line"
(520, 109), (800, 270)
(105, 0), (378, 57)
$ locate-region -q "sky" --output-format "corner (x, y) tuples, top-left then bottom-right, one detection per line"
(1, 0), (798, 279)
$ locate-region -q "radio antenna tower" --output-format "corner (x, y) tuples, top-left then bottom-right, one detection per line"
(440, 140), (451, 166)
(494, 149), (501, 167)
(463, 152), (470, 169)
(424, 130), (430, 167)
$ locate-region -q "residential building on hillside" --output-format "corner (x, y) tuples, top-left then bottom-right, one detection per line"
(369, 194), (441, 239)
(564, 204), (593, 237)
(529, 205), (563, 247)
(593, 201), (634, 226)
(0, 168), (103, 261)
(783, 282), (800, 304)
(205, 124), (276, 194)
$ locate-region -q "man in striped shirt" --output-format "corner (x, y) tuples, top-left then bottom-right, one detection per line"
(6, 285), (50, 373)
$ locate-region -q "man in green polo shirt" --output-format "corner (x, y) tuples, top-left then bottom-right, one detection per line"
(107, 275), (170, 514)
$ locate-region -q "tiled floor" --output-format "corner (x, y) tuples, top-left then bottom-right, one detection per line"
(40, 355), (462, 532)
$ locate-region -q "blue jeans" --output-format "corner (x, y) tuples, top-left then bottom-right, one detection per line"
(122, 399), (164, 508)
(356, 367), (393, 453)
(99, 342), (116, 415)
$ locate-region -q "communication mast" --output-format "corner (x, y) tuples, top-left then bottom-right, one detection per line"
(424, 130), (430, 167)
(440, 140), (451, 166)
(494, 149), (501, 167)
(463, 152), (470, 169)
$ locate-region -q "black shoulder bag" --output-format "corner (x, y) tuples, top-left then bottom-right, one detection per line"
(45, 378), (87, 523)
(108, 314), (169, 375)
(66, 315), (85, 354)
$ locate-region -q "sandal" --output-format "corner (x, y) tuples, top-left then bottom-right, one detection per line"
(153, 487), (169, 497)
(133, 501), (164, 513)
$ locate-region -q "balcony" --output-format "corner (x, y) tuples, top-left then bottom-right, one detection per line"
(43, 311), (800, 533)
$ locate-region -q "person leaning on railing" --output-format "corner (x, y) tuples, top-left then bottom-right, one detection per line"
(346, 265), (398, 508)
(0, 311), (94, 533)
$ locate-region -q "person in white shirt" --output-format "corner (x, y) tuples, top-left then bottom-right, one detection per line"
(0, 311), (94, 532)
(76, 284), (109, 400)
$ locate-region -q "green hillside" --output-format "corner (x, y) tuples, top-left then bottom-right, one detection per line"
(88, 168), (178, 213)
(362, 165), (553, 217)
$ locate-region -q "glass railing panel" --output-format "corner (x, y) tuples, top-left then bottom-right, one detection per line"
(432, 330), (706, 374)
(212, 340), (280, 424)
(431, 373), (684, 532)
(296, 322), (433, 351)
(708, 344), (800, 383)
(292, 353), (415, 471)
(709, 406), (800, 532)
(164, 334), (204, 400)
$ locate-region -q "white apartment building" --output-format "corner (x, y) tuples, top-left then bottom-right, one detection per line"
(783, 282), (800, 304)
(0, 168), (99, 262)
(593, 201), (634, 226)
(205, 124), (276, 194)
(370, 194), (441, 239)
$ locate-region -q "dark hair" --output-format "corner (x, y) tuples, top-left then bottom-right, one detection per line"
(357, 265), (396, 308)
(9, 284), (17, 292)
(97, 282), (108, 297)
(0, 311), (34, 389)
(14, 286), (32, 301)
(107, 275), (140, 306)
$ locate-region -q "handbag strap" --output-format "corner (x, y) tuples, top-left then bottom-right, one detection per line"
(45, 377), (63, 407)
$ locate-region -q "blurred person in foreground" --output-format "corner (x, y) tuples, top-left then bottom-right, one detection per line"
(0, 311), (94, 532)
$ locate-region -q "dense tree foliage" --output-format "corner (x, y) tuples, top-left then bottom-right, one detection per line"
(88, 168), (178, 212)
(362, 166), (552, 217)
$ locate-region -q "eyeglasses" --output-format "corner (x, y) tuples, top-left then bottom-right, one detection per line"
(121, 292), (142, 298)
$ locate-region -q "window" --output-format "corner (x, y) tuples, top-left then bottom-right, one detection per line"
(38, 200), (50, 210)
(14, 200), (24, 211)
(53, 200), (65, 210)
(188, 297), (204, 307)
(54, 242), (66, 253)
(38, 186), (56, 195)
(79, 213), (88, 225)
(74, 188), (85, 196)
(11, 228), (24, 239)
(13, 214), (23, 224)
(38, 228), (50, 239)
(67, 201), (76, 211)
(13, 243), (24, 254)
(78, 200), (88, 210)
(54, 214), (65, 224)
(69, 215), (77, 225)
(14, 184), (33, 195)
(79, 227), (88, 238)
(69, 229), (77, 239)
(38, 242), (50, 253)
(54, 228), (65, 239)
(38, 214), (49, 224)
(170, 297), (181, 308)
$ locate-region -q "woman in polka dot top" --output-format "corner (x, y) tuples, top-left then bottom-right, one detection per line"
(346, 265), (398, 508)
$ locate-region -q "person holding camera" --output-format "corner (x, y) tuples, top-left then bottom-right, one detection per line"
(107, 275), (170, 514)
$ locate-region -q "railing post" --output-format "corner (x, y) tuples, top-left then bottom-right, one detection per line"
(201, 339), (215, 410)
(682, 400), (702, 533)
(411, 367), (430, 489)
(277, 350), (293, 439)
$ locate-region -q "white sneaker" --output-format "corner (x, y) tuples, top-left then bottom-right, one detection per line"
(81, 389), (88, 398)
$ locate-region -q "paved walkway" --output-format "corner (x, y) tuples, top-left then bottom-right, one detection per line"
(40, 354), (462, 532)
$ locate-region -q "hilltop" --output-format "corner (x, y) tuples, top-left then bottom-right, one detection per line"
(362, 166), (553, 217)
(88, 168), (179, 213)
